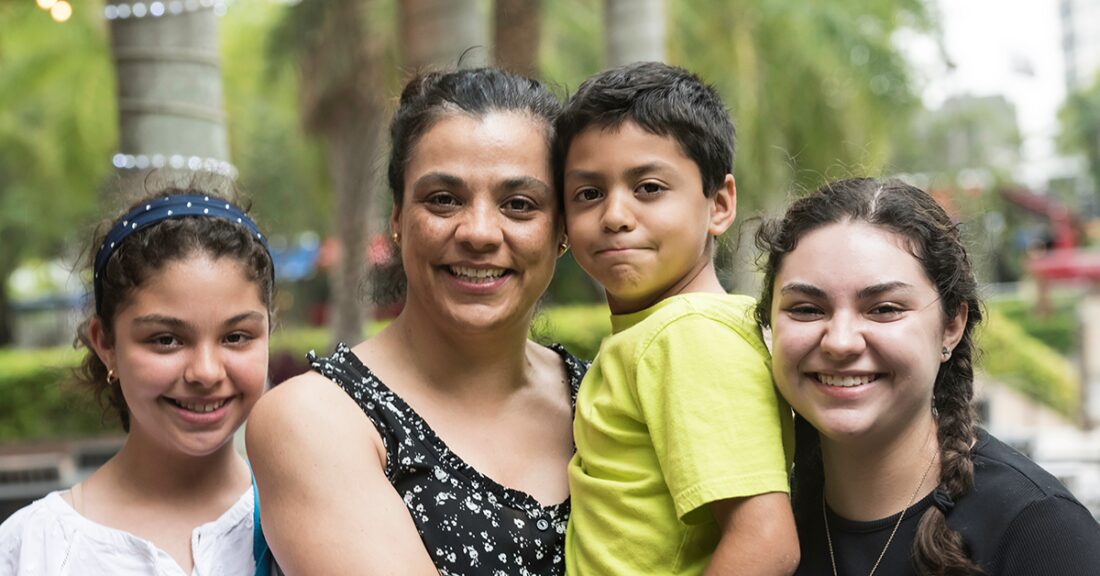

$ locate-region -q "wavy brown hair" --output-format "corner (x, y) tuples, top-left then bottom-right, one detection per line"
(75, 187), (274, 432)
(755, 177), (984, 575)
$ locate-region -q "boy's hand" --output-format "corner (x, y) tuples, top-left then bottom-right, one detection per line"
(704, 492), (800, 576)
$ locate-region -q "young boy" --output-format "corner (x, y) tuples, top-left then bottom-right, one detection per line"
(556, 62), (798, 575)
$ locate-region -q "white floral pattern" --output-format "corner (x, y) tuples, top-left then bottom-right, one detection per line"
(309, 343), (587, 576)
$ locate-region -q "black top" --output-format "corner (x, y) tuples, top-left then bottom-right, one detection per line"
(309, 343), (588, 576)
(795, 428), (1100, 575)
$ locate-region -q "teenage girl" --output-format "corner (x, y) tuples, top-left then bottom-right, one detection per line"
(0, 190), (275, 575)
(756, 177), (1100, 575)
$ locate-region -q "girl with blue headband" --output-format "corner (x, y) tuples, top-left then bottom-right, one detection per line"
(0, 189), (275, 575)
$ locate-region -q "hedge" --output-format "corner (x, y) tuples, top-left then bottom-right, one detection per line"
(0, 304), (1080, 442)
(977, 308), (1080, 418)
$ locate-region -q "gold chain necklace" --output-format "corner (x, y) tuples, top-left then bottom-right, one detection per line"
(822, 444), (938, 576)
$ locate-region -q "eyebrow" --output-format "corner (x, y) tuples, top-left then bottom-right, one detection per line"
(132, 311), (266, 329)
(565, 161), (676, 184)
(778, 281), (916, 300)
(856, 281), (915, 300)
(412, 172), (465, 191)
(778, 283), (826, 299)
(497, 175), (551, 195)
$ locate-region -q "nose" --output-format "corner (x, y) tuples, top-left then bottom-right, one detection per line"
(454, 200), (503, 252)
(185, 342), (226, 388)
(820, 311), (866, 359)
(601, 190), (636, 233)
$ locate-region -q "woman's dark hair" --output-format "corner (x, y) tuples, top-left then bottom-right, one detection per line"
(373, 67), (562, 304)
(755, 177), (984, 575)
(75, 187), (274, 432)
(387, 66), (562, 207)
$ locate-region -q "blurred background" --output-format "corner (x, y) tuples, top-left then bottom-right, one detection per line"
(2, 0), (1100, 521)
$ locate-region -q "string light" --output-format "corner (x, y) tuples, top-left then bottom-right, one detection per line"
(111, 153), (238, 178)
(103, 0), (233, 20)
(35, 0), (58, 10)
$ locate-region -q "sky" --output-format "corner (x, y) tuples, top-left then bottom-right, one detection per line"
(904, 0), (1067, 188)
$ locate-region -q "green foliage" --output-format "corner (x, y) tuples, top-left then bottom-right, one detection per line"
(0, 347), (116, 443)
(1059, 77), (1100, 194)
(978, 308), (1080, 418)
(534, 304), (611, 359)
(986, 296), (1077, 355)
(220, 1), (330, 236)
(0, 2), (115, 340)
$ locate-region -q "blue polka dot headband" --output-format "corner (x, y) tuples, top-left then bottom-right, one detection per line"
(93, 194), (270, 315)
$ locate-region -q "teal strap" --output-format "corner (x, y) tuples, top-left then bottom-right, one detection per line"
(251, 470), (273, 576)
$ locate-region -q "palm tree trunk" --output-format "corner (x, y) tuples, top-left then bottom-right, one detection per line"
(399, 0), (487, 70)
(108, 5), (232, 192)
(494, 0), (541, 77)
(604, 0), (666, 67)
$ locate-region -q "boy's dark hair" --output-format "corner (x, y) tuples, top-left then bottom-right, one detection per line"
(75, 187), (274, 432)
(754, 177), (985, 576)
(553, 61), (735, 199)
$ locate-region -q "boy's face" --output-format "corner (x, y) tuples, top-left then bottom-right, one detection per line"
(563, 121), (734, 314)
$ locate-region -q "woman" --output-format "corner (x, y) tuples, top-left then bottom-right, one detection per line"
(755, 177), (1100, 575)
(246, 68), (585, 575)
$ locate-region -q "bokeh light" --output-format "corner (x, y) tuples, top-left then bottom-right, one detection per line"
(49, 0), (71, 22)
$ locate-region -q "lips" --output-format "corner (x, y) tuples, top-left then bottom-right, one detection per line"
(815, 373), (880, 388)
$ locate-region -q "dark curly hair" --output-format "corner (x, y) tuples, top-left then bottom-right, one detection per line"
(75, 187), (274, 432)
(754, 177), (985, 575)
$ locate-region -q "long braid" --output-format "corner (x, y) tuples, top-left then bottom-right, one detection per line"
(913, 305), (984, 575)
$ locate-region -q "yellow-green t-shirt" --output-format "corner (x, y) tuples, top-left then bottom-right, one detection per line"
(565, 293), (794, 575)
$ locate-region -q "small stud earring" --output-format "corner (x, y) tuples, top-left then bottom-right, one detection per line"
(941, 346), (951, 361)
(558, 239), (569, 256)
(392, 231), (400, 245)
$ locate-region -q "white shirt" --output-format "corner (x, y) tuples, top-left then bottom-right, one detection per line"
(0, 488), (255, 576)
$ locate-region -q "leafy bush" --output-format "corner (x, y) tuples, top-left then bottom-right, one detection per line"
(986, 296), (1077, 355)
(0, 347), (116, 442)
(977, 308), (1080, 417)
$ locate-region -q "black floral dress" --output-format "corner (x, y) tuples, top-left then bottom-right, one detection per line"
(308, 343), (587, 576)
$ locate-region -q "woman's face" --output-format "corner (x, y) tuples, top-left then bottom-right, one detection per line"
(769, 221), (966, 446)
(394, 111), (561, 334)
(93, 255), (269, 458)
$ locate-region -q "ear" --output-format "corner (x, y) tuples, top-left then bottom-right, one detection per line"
(707, 174), (737, 236)
(390, 204), (402, 238)
(942, 302), (968, 358)
(88, 316), (116, 373)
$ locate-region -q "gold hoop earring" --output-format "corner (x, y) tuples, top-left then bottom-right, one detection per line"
(941, 346), (952, 361)
(106, 368), (117, 385)
(392, 231), (400, 245)
(558, 239), (569, 256)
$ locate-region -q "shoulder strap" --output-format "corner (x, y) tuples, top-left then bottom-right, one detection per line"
(251, 469), (274, 576)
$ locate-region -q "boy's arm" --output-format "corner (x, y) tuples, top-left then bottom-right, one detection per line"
(704, 493), (799, 576)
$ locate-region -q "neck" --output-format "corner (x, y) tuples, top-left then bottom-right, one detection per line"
(380, 308), (536, 397)
(105, 429), (248, 502)
(820, 417), (940, 521)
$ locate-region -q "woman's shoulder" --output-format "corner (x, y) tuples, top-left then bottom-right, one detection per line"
(536, 341), (590, 391)
(955, 429), (1098, 540)
(970, 429), (1083, 504)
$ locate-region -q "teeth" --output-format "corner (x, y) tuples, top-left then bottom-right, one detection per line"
(449, 266), (506, 280)
(818, 374), (876, 388)
(177, 399), (227, 413)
